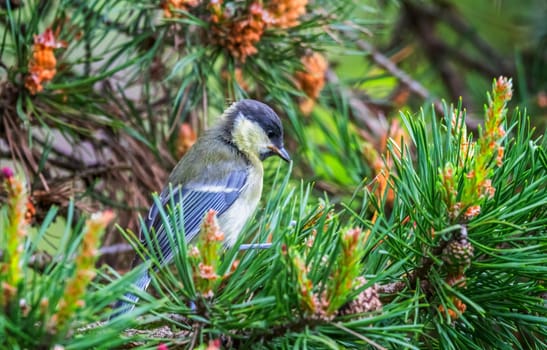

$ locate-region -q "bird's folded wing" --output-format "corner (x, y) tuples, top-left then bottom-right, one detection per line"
(141, 169), (248, 266)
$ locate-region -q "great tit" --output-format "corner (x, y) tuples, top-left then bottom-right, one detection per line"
(113, 99), (290, 316)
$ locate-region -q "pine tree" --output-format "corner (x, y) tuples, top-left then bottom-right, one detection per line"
(1, 1), (545, 348)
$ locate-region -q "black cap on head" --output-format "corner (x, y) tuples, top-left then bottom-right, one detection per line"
(224, 99), (290, 162)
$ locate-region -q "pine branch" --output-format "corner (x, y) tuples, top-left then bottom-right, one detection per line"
(423, 0), (514, 75)
(340, 31), (443, 112)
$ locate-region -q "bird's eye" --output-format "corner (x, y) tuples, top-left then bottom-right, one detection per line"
(267, 130), (275, 138)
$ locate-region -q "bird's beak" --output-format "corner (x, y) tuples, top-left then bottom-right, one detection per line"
(268, 144), (291, 162)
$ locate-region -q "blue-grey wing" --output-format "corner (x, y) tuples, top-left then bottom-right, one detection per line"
(141, 169), (248, 266)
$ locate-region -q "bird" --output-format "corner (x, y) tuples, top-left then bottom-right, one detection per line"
(112, 99), (290, 316)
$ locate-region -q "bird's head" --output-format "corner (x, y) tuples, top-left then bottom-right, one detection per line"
(224, 99), (291, 163)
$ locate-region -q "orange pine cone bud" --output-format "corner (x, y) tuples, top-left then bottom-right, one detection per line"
(294, 51), (327, 115)
(447, 308), (458, 319)
(268, 0), (308, 29)
(295, 52), (327, 99)
(479, 179), (496, 200)
(464, 205), (481, 220)
(438, 304), (457, 320)
(25, 200), (36, 224)
(175, 123), (197, 158)
(298, 98), (315, 116)
(439, 296), (467, 321)
(211, 3), (271, 62)
(198, 263), (219, 280)
(454, 297), (466, 312)
(496, 146), (504, 167)
(24, 74), (44, 95)
(201, 210), (225, 242)
(32, 48), (57, 70)
(25, 28), (66, 95)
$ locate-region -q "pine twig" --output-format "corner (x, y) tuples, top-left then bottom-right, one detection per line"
(332, 322), (387, 350)
(423, 1), (514, 75)
(340, 31), (444, 114)
(377, 239), (449, 302)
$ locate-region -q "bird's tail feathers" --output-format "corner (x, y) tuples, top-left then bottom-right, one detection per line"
(110, 272), (151, 320)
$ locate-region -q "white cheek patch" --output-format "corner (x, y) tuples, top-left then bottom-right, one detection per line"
(233, 116), (272, 155)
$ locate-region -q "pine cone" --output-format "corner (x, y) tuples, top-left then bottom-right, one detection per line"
(210, 3), (271, 63)
(338, 284), (382, 316)
(442, 238), (474, 274)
